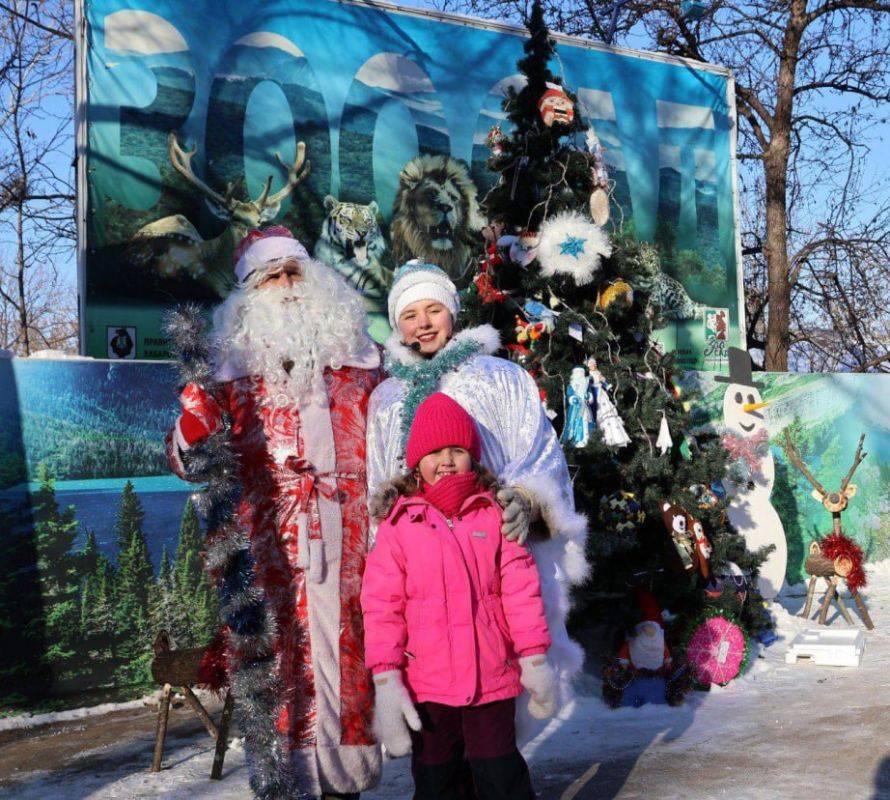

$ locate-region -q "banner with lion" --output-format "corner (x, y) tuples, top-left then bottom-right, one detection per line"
(82, 0), (744, 366)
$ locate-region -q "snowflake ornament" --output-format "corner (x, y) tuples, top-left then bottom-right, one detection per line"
(560, 236), (587, 259)
(537, 210), (611, 285)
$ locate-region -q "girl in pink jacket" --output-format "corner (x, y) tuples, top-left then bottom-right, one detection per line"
(361, 393), (556, 800)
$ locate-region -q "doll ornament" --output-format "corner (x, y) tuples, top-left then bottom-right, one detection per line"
(538, 82), (575, 128)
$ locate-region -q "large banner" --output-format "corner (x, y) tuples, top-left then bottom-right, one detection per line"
(0, 357), (210, 711)
(80, 0), (744, 366)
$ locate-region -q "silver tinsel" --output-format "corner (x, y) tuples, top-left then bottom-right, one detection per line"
(163, 305), (307, 800)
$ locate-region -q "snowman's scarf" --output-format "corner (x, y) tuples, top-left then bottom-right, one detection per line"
(722, 428), (769, 482)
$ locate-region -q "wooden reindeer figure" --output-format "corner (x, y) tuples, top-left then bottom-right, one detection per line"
(782, 431), (873, 630)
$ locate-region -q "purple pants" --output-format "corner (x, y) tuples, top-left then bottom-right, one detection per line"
(410, 698), (534, 800)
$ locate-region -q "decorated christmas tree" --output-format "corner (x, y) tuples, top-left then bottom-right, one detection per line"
(461, 1), (773, 702)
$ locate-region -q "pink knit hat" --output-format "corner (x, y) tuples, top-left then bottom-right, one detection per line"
(406, 393), (481, 469)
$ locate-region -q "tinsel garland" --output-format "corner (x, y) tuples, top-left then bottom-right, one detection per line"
(386, 338), (482, 455)
(162, 305), (304, 800)
(820, 532), (867, 593)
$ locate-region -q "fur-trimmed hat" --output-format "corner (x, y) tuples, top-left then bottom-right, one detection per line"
(233, 227), (311, 286)
(388, 259), (459, 328)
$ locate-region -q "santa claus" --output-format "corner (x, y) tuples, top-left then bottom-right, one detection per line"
(166, 227), (382, 800)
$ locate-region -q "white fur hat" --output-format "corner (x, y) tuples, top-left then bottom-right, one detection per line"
(234, 234), (311, 286)
(387, 259), (459, 328)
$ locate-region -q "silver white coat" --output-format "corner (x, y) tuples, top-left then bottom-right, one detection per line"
(367, 325), (589, 739)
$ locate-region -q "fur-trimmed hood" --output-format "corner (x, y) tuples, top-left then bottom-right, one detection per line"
(383, 324), (501, 367)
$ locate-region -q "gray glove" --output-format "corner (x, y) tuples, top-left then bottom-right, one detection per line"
(496, 486), (533, 545)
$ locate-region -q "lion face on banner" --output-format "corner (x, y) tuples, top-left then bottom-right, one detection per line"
(390, 154), (483, 279)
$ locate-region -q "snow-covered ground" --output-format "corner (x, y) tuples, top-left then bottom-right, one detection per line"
(3, 563), (890, 799)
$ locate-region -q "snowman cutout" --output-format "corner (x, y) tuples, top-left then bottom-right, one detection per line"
(717, 347), (786, 600)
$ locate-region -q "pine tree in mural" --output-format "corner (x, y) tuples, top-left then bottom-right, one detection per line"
(149, 545), (182, 642)
(79, 530), (118, 684)
(149, 499), (218, 648)
(113, 480), (153, 685)
(174, 499), (202, 602)
(463, 0), (771, 699)
(0, 488), (51, 700)
(30, 467), (82, 685)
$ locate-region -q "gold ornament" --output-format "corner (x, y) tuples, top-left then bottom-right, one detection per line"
(596, 279), (634, 310)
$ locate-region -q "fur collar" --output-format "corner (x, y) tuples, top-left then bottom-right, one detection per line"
(383, 324), (500, 367)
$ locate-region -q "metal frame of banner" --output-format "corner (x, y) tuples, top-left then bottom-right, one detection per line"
(336, 0), (733, 77)
(74, 0), (89, 356)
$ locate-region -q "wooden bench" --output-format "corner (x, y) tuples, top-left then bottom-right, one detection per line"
(150, 631), (234, 780)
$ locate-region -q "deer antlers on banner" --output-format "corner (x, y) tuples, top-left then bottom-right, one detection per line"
(167, 132), (311, 225)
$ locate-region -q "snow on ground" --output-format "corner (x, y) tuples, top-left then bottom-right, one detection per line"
(3, 564), (890, 799)
(0, 694), (164, 734)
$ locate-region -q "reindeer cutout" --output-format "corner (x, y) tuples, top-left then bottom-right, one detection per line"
(782, 431), (873, 630)
(128, 132), (311, 297)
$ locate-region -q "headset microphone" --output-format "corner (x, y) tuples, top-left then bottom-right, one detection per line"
(401, 341), (423, 352)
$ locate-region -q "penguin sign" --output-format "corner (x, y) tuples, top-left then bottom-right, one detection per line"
(717, 347), (787, 601)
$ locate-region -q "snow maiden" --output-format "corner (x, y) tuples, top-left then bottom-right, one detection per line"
(366, 260), (590, 735)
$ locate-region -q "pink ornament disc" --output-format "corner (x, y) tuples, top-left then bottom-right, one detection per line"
(685, 615), (746, 685)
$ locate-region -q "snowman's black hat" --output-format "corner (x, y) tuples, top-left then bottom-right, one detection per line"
(714, 347), (763, 388)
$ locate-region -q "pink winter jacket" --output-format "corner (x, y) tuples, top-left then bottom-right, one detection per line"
(361, 489), (551, 707)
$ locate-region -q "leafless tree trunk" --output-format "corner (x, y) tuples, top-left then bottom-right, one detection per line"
(0, 1), (75, 356)
(434, 0), (890, 371)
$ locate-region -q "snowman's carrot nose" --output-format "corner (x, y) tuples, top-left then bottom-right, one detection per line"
(743, 401), (769, 413)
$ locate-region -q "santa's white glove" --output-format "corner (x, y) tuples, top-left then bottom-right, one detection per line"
(372, 670), (421, 758)
(497, 486), (533, 545)
(519, 654), (557, 720)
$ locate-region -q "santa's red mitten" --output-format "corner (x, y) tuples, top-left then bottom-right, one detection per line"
(177, 382), (223, 445)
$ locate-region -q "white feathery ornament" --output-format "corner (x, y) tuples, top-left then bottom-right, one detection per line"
(657, 411), (673, 455)
(537, 210), (611, 286)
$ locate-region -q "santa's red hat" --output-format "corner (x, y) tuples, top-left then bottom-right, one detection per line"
(406, 393), (481, 469)
(233, 226), (310, 286)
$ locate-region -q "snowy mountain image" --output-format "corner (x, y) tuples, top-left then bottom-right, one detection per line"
(340, 53), (450, 210)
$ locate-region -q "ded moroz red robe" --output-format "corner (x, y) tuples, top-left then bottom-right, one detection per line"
(167, 343), (383, 797)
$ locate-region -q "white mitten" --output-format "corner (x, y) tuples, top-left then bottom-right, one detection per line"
(496, 486), (534, 545)
(372, 670), (422, 757)
(519, 654), (557, 720)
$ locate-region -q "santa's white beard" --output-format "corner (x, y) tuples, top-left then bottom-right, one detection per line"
(211, 260), (370, 406)
(628, 622), (666, 670)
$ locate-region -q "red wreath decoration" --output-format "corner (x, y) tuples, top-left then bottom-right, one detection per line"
(198, 628), (230, 693)
(820, 532), (867, 593)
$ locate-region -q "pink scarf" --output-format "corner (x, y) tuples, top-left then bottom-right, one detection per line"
(419, 473), (481, 518)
